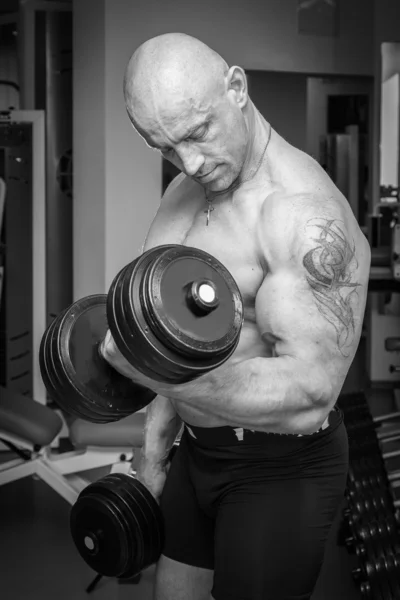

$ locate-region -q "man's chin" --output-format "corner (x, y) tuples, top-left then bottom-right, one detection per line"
(204, 177), (234, 194)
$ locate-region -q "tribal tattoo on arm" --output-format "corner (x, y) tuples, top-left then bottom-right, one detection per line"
(302, 219), (361, 356)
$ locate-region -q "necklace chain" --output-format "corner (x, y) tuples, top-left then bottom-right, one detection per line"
(204, 125), (272, 227)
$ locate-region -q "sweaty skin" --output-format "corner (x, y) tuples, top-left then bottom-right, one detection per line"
(104, 33), (371, 435)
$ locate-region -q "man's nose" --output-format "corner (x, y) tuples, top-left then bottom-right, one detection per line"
(177, 145), (204, 177)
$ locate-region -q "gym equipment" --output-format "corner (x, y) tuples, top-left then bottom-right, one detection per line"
(39, 296), (156, 423)
(337, 393), (400, 597)
(39, 245), (244, 423)
(344, 518), (400, 558)
(70, 473), (163, 579)
(70, 439), (180, 579)
(353, 553), (400, 600)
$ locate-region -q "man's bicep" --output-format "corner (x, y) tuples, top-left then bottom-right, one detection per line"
(255, 270), (339, 364)
(255, 217), (368, 398)
(142, 172), (186, 253)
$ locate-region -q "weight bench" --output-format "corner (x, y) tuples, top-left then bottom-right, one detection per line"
(0, 385), (145, 505)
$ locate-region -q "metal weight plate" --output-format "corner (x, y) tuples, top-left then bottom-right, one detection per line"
(40, 295), (156, 423)
(58, 295), (156, 422)
(107, 245), (244, 385)
(70, 474), (163, 578)
(47, 309), (106, 423)
(40, 309), (99, 422)
(41, 307), (126, 422)
(109, 246), (216, 383)
(122, 475), (165, 568)
(70, 483), (139, 577)
(143, 245), (243, 358)
(39, 310), (68, 409)
(107, 248), (178, 382)
(94, 476), (147, 577)
(104, 474), (164, 574)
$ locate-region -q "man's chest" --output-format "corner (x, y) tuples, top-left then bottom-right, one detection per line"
(147, 199), (265, 308)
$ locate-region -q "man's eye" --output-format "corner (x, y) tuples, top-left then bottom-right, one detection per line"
(190, 125), (208, 141)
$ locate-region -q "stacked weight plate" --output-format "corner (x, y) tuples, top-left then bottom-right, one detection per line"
(338, 392), (400, 599)
(107, 244), (243, 383)
(39, 295), (156, 423)
(39, 244), (244, 423)
(70, 473), (164, 578)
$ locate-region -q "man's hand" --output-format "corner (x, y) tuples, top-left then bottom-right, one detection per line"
(101, 329), (161, 390)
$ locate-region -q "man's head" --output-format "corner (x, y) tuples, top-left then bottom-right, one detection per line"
(124, 33), (251, 193)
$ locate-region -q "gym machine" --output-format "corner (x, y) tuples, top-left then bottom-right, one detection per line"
(338, 392), (400, 599)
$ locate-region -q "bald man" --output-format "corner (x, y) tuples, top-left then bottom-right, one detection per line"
(103, 32), (371, 600)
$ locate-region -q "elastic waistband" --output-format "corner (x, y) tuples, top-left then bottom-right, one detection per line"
(183, 406), (342, 447)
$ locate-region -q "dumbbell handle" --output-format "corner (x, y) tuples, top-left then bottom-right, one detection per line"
(378, 432), (400, 444)
(375, 412), (400, 423)
(388, 470), (400, 483)
(100, 277), (222, 373)
(382, 447), (400, 461)
(377, 427), (400, 441)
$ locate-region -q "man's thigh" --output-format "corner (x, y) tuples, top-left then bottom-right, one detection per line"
(155, 437), (215, 600)
(212, 476), (346, 600)
(154, 555), (213, 600)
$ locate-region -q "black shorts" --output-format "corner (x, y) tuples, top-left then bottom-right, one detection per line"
(159, 407), (349, 600)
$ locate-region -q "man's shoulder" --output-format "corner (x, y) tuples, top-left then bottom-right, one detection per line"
(260, 190), (341, 240)
(259, 190), (370, 271)
(162, 172), (199, 208)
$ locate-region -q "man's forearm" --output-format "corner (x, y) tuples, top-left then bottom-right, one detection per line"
(102, 334), (329, 435)
(141, 395), (182, 467)
(157, 357), (329, 435)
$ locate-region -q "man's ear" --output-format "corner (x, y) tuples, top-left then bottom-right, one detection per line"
(226, 66), (248, 109)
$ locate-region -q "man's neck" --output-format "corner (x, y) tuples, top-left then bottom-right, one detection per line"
(239, 103), (270, 183)
(205, 105), (271, 202)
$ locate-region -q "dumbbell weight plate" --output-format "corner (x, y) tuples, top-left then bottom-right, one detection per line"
(119, 474), (164, 569)
(46, 308), (110, 423)
(108, 247), (179, 383)
(143, 245), (242, 357)
(70, 486), (138, 577)
(385, 554), (400, 599)
(98, 473), (162, 577)
(353, 557), (394, 600)
(40, 295), (156, 423)
(107, 245), (244, 384)
(39, 309), (68, 409)
(43, 309), (105, 423)
(96, 475), (149, 578)
(355, 525), (399, 581)
(70, 474), (163, 578)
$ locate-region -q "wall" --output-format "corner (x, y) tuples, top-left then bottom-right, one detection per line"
(73, 0), (107, 298)
(74, 0), (374, 297)
(382, 42), (400, 83)
(247, 71), (307, 152)
(371, 0), (400, 210)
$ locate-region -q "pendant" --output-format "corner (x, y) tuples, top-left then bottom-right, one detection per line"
(205, 202), (214, 227)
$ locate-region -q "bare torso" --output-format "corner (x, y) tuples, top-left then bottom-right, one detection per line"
(143, 126), (370, 428)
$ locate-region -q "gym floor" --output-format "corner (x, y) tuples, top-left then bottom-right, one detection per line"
(0, 339), (395, 600)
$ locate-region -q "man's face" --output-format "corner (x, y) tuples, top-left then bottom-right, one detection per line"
(130, 87), (249, 193)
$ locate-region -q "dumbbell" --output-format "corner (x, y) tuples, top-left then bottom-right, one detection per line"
(353, 553), (400, 600)
(347, 445), (400, 492)
(342, 404), (400, 441)
(355, 537), (400, 600)
(39, 244), (243, 423)
(70, 439), (180, 579)
(345, 518), (400, 558)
